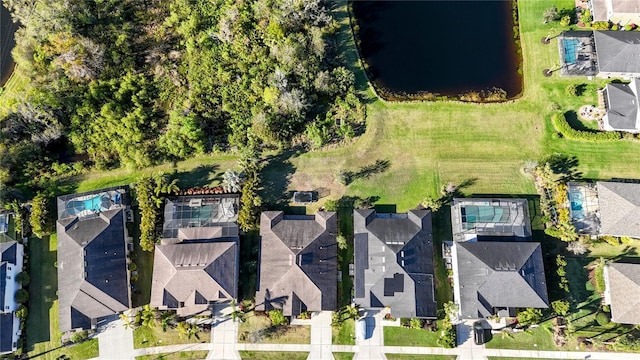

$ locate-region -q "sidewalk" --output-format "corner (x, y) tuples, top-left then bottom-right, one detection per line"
(308, 311), (334, 360)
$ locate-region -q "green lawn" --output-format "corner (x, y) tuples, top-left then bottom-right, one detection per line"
(133, 325), (197, 349)
(257, 0), (640, 213)
(333, 353), (354, 360)
(332, 318), (355, 345)
(239, 351), (308, 360)
(238, 311), (311, 344)
(26, 234), (99, 360)
(383, 326), (440, 347)
(488, 358), (557, 360)
(484, 322), (557, 351)
(385, 355), (455, 360)
(135, 351), (210, 360)
(0, 69), (29, 118)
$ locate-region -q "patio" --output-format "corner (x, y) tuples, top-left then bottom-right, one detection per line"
(558, 31), (598, 76)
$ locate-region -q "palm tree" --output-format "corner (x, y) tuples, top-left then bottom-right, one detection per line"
(228, 300), (245, 323)
(120, 313), (133, 330)
(138, 305), (156, 328)
(177, 321), (199, 340)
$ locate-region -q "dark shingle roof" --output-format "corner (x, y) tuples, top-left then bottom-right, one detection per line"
(150, 240), (238, 316)
(57, 208), (130, 332)
(606, 262), (640, 324)
(594, 31), (640, 74)
(256, 212), (337, 317)
(597, 181), (640, 237)
(353, 209), (437, 319)
(0, 242), (16, 264)
(454, 241), (549, 319)
(0, 313), (14, 353)
(604, 80), (640, 130)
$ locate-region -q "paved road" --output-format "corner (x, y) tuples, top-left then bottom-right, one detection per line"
(97, 317), (134, 360)
(308, 311), (334, 360)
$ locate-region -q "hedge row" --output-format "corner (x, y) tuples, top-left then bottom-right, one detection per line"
(551, 112), (621, 141)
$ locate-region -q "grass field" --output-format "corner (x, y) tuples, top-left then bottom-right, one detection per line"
(383, 326), (441, 347)
(133, 325), (197, 349)
(239, 351), (308, 360)
(135, 351), (209, 360)
(332, 318), (355, 345)
(238, 312), (311, 344)
(385, 355), (456, 360)
(26, 235), (99, 360)
(333, 353), (354, 360)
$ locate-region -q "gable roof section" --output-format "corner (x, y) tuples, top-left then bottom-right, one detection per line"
(594, 31), (640, 75)
(57, 208), (129, 332)
(606, 262), (640, 324)
(596, 181), (640, 238)
(0, 242), (16, 265)
(150, 240), (238, 316)
(603, 80), (640, 130)
(454, 241), (548, 319)
(353, 209), (437, 319)
(255, 211), (337, 316)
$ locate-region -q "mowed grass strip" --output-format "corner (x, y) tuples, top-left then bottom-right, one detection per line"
(26, 235), (99, 360)
(239, 351), (309, 360)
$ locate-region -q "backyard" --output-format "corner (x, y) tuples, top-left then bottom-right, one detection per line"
(26, 234), (99, 360)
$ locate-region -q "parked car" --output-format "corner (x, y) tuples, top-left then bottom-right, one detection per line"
(473, 321), (486, 345)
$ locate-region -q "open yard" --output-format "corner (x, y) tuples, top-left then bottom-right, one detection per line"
(239, 351), (308, 360)
(133, 325), (199, 349)
(135, 351), (209, 360)
(26, 234), (99, 360)
(383, 325), (441, 347)
(238, 311), (311, 344)
(332, 318), (355, 345)
(385, 355), (455, 360)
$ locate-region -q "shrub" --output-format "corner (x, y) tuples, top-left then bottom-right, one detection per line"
(70, 330), (88, 343)
(565, 84), (579, 97)
(595, 311), (611, 326)
(15, 305), (28, 320)
(517, 308), (543, 326)
(128, 263), (137, 271)
(580, 9), (592, 24)
(30, 192), (53, 238)
(15, 289), (29, 304)
(551, 112), (621, 142)
(336, 234), (348, 250)
(600, 235), (620, 246)
(611, 24), (619, 31)
(268, 310), (287, 326)
(16, 272), (30, 286)
(595, 260), (606, 293)
(560, 15), (571, 27)
(552, 300), (570, 316)
(410, 318), (423, 330)
(542, 6), (559, 23)
(591, 21), (610, 30)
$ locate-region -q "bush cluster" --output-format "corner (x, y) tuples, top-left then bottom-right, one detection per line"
(551, 113), (621, 142)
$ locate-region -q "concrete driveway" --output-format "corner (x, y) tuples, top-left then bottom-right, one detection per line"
(354, 310), (386, 360)
(207, 304), (240, 360)
(456, 320), (487, 360)
(97, 315), (134, 360)
(308, 311), (333, 360)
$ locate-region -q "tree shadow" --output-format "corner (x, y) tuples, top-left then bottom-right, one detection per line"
(259, 148), (301, 210)
(564, 110), (593, 132)
(542, 153), (583, 182)
(344, 159), (390, 185)
(173, 164), (220, 189)
(239, 230), (259, 301)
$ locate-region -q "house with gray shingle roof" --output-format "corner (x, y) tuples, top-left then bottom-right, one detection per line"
(56, 189), (131, 332)
(596, 181), (640, 238)
(590, 0), (640, 25)
(604, 262), (640, 324)
(594, 31), (640, 79)
(601, 79), (640, 132)
(0, 239), (23, 354)
(150, 194), (240, 317)
(255, 211), (337, 317)
(452, 241), (549, 319)
(353, 209), (437, 319)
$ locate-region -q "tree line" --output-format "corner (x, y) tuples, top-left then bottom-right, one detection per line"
(0, 0), (364, 206)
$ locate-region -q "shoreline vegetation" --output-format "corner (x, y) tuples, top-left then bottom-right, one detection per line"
(347, 0), (523, 103)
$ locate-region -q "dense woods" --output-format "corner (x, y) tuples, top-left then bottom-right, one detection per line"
(0, 0), (363, 203)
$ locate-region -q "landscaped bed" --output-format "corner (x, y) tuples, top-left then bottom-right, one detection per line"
(238, 311), (310, 344)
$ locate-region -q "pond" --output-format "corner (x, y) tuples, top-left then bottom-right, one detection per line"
(352, 0), (523, 100)
(1, 3), (18, 87)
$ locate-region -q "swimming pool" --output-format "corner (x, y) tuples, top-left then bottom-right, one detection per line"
(563, 38), (579, 64)
(66, 195), (107, 216)
(461, 205), (508, 223)
(569, 191), (584, 219)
